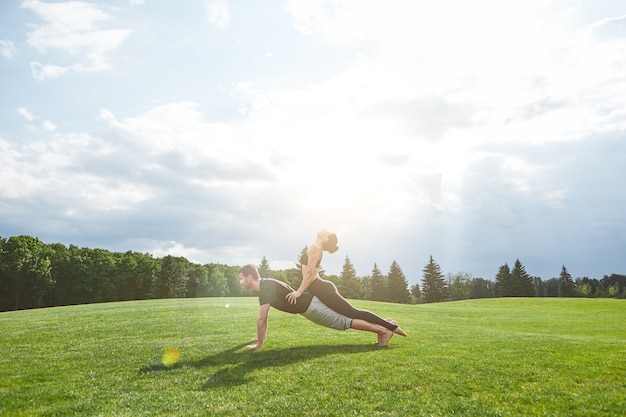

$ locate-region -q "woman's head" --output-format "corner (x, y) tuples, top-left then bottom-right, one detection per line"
(318, 230), (339, 253)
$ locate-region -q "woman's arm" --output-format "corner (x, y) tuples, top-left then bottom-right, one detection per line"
(286, 244), (322, 304)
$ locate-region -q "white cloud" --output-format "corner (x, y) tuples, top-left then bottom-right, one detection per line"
(30, 61), (70, 81)
(30, 54), (111, 81)
(0, 127), (152, 213)
(0, 39), (16, 58)
(100, 102), (243, 163)
(206, 0), (230, 29)
(146, 241), (213, 265)
(21, 0), (110, 32)
(27, 25), (131, 54)
(21, 0), (131, 79)
(18, 107), (36, 121)
(588, 14), (626, 39)
(42, 120), (57, 132)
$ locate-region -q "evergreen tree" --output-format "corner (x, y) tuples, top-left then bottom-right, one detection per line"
(511, 259), (534, 296)
(339, 256), (361, 299)
(558, 265), (574, 297)
(259, 256), (272, 278)
(387, 261), (412, 304)
(369, 263), (387, 302)
(421, 256), (447, 303)
(494, 263), (511, 297)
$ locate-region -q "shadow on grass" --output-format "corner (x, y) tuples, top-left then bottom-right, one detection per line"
(140, 342), (381, 389)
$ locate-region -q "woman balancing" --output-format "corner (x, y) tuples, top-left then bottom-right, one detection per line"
(286, 230), (407, 337)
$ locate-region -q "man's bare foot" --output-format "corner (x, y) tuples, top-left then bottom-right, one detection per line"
(386, 318), (407, 337)
(377, 329), (393, 346)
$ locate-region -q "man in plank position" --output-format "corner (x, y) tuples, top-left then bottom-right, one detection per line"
(238, 264), (396, 349)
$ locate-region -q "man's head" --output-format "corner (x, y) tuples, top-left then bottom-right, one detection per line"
(238, 264), (261, 291)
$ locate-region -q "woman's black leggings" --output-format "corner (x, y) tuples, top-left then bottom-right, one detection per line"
(309, 278), (397, 331)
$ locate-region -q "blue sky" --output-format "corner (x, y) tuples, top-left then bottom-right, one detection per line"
(1, 0), (625, 285)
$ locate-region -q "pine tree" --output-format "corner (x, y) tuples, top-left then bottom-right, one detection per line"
(258, 256), (272, 278)
(558, 265), (574, 297)
(339, 256), (361, 299)
(369, 263), (387, 302)
(511, 259), (534, 297)
(421, 256), (447, 303)
(494, 263), (511, 297)
(387, 261), (411, 304)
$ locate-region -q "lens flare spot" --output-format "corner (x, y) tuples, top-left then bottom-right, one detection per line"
(161, 348), (180, 367)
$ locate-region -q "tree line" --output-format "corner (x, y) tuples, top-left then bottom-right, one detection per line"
(1, 235), (624, 312)
(0, 235), (242, 312)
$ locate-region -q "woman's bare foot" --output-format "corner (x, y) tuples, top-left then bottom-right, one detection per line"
(386, 319), (407, 337)
(377, 328), (393, 346)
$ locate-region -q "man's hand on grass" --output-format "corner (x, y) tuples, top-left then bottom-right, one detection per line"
(245, 338), (261, 349)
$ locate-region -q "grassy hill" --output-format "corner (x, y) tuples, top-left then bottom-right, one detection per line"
(1, 297), (624, 416)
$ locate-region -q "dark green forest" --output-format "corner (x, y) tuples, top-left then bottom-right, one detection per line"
(1, 235), (624, 312)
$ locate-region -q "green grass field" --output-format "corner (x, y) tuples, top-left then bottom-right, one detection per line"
(1, 297), (625, 416)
